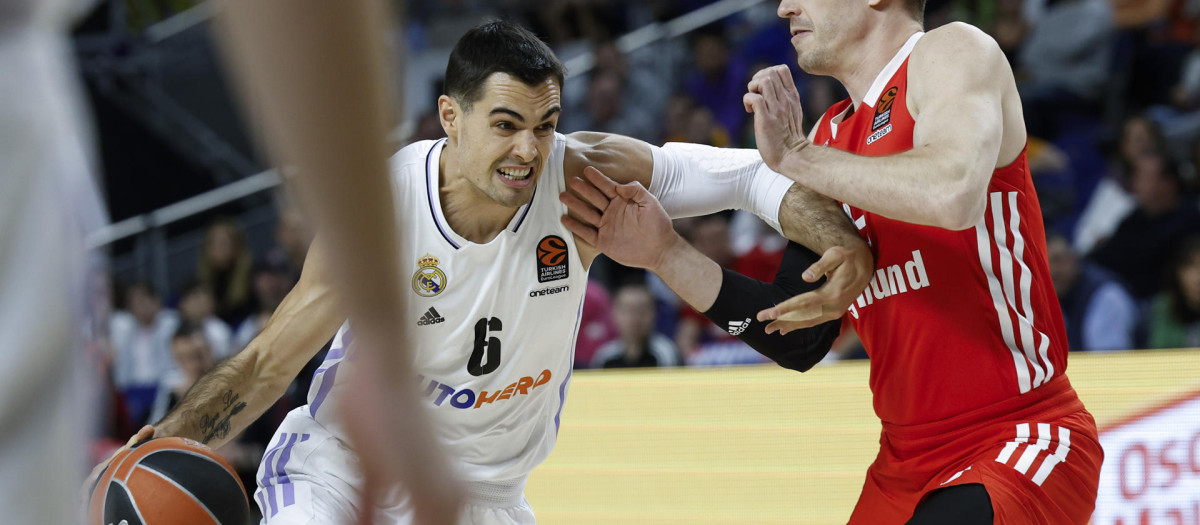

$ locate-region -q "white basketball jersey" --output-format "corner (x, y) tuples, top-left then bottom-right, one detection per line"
(306, 134), (586, 482)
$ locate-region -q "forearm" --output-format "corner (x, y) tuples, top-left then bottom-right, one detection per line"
(156, 254), (343, 447)
(778, 184), (866, 254)
(777, 143), (986, 230)
(154, 350), (279, 448)
(649, 235), (724, 312)
(648, 238), (839, 371)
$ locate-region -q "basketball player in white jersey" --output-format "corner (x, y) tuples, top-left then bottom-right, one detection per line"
(1, 0), (107, 523)
(99, 21), (872, 524)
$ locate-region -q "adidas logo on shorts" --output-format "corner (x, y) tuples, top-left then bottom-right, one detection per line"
(417, 307), (445, 326)
(727, 318), (751, 336)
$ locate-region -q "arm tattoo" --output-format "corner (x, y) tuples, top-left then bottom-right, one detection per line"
(156, 351), (256, 445)
(199, 390), (249, 444)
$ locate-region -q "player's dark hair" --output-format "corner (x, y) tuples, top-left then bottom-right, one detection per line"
(906, 0), (927, 24)
(444, 20), (566, 112)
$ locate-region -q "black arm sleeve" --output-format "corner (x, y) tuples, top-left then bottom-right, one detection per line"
(701, 241), (841, 372)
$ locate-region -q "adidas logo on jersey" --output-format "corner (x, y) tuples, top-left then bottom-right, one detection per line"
(417, 307), (445, 326)
(727, 318), (752, 336)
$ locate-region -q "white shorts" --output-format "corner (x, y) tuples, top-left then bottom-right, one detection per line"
(256, 408), (536, 525)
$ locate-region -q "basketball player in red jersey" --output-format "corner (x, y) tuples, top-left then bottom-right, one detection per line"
(741, 0), (1103, 523)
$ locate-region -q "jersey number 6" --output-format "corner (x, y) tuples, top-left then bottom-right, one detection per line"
(469, 317), (503, 376)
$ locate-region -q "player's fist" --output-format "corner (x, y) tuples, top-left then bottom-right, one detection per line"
(745, 64), (809, 171)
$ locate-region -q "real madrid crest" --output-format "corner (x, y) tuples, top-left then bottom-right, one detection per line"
(412, 254), (447, 297)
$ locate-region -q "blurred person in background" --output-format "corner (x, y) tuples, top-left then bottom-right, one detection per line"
(0, 0), (108, 522)
(1112, 0), (1200, 109)
(108, 280), (178, 423)
(147, 322), (217, 424)
(234, 261), (294, 351)
(266, 205), (314, 285)
(1047, 232), (1138, 351)
(177, 280), (235, 359)
(557, 69), (657, 141)
(197, 217), (255, 325)
(573, 280), (618, 369)
(1148, 235), (1200, 348)
(1015, 0), (1115, 140)
(685, 25), (752, 142)
(1073, 114), (1162, 254)
(591, 283), (681, 369)
(661, 94), (733, 147)
(1090, 148), (1200, 299)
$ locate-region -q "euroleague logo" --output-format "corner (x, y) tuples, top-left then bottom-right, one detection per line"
(868, 86), (897, 145)
(537, 235), (569, 283)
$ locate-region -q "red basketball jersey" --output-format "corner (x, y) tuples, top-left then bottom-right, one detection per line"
(810, 34), (1076, 430)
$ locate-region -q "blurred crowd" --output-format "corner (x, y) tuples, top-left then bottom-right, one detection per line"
(89, 0), (1200, 514)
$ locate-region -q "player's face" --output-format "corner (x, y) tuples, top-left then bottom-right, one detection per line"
(777, 0), (864, 74)
(446, 73), (561, 209)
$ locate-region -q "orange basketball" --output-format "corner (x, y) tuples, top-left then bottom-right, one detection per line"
(88, 437), (249, 525)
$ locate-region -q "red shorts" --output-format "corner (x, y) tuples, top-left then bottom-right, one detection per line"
(847, 377), (1103, 525)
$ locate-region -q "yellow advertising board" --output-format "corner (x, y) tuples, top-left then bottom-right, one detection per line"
(526, 349), (1200, 524)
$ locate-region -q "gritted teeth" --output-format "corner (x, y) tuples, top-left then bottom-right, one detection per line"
(497, 167), (532, 180)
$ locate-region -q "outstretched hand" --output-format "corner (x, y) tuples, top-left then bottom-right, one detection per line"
(744, 64), (809, 172)
(559, 166), (683, 272)
(756, 243), (874, 334)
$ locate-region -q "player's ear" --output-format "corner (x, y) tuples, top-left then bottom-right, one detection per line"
(438, 95), (460, 141)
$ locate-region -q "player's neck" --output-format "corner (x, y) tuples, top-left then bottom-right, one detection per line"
(837, 21), (922, 109)
(438, 146), (519, 244)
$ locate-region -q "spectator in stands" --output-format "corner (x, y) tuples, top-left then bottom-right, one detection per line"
(267, 206), (314, 285)
(558, 70), (656, 141)
(1074, 114), (1163, 254)
(1090, 149), (1200, 299)
(591, 39), (667, 127)
(674, 214), (737, 358)
(1113, 0), (1199, 108)
(108, 281), (178, 423)
(531, 0), (626, 45)
(591, 283), (680, 368)
(660, 94), (732, 147)
(1047, 232), (1139, 351)
(197, 217), (254, 324)
(684, 25), (749, 142)
(1149, 236), (1200, 348)
(233, 262), (293, 351)
(177, 281), (234, 360)
(1016, 0), (1115, 139)
(147, 322), (214, 424)
(575, 280), (618, 369)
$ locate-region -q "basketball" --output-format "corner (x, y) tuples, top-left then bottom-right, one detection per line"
(88, 437), (249, 525)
